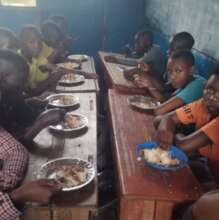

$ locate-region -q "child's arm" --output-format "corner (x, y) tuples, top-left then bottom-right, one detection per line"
(133, 74), (166, 101)
(47, 49), (63, 64)
(175, 129), (210, 153)
(154, 111), (179, 149)
(30, 71), (64, 96)
(155, 111), (211, 152)
(154, 96), (185, 115)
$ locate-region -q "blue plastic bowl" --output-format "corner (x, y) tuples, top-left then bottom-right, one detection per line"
(136, 141), (188, 171)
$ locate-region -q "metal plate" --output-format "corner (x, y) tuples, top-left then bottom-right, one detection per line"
(58, 74), (85, 86)
(49, 112), (88, 132)
(38, 157), (95, 191)
(127, 95), (160, 110)
(47, 93), (79, 108)
(57, 62), (80, 70)
(67, 54), (88, 62)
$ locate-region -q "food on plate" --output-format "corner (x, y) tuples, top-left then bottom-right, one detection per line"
(51, 95), (75, 106)
(59, 73), (84, 83)
(48, 164), (87, 188)
(57, 62), (79, 70)
(62, 73), (77, 81)
(142, 147), (180, 166)
(63, 114), (84, 129)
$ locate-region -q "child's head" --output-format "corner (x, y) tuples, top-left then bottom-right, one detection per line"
(168, 32), (194, 56)
(50, 15), (68, 35)
(0, 49), (28, 93)
(203, 66), (219, 117)
(134, 30), (153, 54)
(0, 28), (19, 50)
(41, 20), (63, 49)
(167, 50), (195, 89)
(20, 25), (43, 58)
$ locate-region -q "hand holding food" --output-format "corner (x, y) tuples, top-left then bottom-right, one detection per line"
(138, 62), (151, 73)
(123, 68), (139, 81)
(153, 130), (174, 150)
(134, 75), (153, 88)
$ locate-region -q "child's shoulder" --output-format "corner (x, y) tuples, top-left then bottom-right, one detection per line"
(188, 75), (206, 88)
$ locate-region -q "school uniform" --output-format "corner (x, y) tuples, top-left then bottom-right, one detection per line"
(28, 42), (53, 89)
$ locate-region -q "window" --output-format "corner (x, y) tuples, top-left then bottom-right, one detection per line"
(0, 0), (36, 7)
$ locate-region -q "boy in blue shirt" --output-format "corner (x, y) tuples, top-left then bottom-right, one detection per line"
(134, 50), (206, 115)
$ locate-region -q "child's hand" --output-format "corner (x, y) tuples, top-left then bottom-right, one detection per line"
(10, 179), (62, 204)
(138, 62), (151, 73)
(133, 75), (152, 88)
(123, 68), (138, 81)
(153, 130), (174, 150)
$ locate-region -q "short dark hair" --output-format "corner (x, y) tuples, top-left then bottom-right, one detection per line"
(0, 49), (29, 78)
(20, 25), (42, 42)
(50, 15), (67, 33)
(0, 27), (19, 50)
(41, 20), (63, 41)
(171, 50), (195, 66)
(136, 30), (154, 44)
(172, 32), (195, 50)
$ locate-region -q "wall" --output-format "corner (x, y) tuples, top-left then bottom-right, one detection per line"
(145, 0), (219, 59)
(0, 0), (145, 56)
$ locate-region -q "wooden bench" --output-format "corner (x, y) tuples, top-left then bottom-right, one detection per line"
(21, 92), (97, 220)
(108, 89), (202, 220)
(56, 56), (99, 93)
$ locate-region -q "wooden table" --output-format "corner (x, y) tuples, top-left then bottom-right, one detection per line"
(22, 92), (97, 220)
(108, 89), (202, 220)
(56, 56), (99, 93)
(98, 51), (145, 94)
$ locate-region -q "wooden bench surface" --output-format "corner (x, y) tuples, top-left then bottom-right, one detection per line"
(56, 56), (99, 93)
(108, 89), (202, 203)
(24, 92), (97, 208)
(99, 51), (145, 94)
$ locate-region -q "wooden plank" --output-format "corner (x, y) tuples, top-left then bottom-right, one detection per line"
(155, 201), (174, 220)
(21, 207), (50, 220)
(108, 89), (202, 203)
(23, 93), (97, 211)
(53, 207), (90, 220)
(98, 51), (145, 94)
(56, 56), (99, 93)
(120, 197), (155, 220)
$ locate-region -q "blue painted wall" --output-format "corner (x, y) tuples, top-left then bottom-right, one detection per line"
(145, 0), (219, 60)
(0, 0), (145, 56)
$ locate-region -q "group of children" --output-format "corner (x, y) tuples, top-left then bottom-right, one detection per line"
(105, 30), (219, 220)
(0, 14), (217, 219)
(0, 16), (77, 220)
